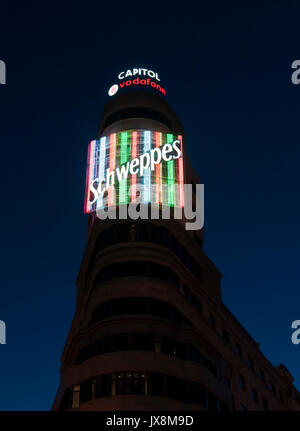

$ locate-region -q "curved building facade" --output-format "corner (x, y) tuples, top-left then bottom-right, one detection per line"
(53, 89), (300, 411)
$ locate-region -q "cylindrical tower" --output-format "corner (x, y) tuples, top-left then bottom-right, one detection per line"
(52, 90), (228, 411)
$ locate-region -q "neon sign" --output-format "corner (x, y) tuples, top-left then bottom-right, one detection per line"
(84, 130), (184, 213)
(108, 67), (165, 96)
(118, 68), (160, 81)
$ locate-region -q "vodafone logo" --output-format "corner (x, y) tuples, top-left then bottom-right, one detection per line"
(108, 67), (165, 97)
(108, 84), (118, 96)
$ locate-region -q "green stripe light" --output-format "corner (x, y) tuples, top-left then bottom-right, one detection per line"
(119, 131), (130, 204)
(166, 133), (175, 206)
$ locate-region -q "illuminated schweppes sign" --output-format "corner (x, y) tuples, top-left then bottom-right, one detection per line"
(84, 130), (184, 213)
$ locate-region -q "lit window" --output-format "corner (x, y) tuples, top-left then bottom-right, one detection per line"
(72, 385), (80, 408)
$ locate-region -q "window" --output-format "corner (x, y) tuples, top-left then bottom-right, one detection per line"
(216, 399), (222, 411)
(102, 107), (172, 131)
(235, 343), (242, 357)
(154, 336), (161, 353)
(209, 313), (215, 328)
(238, 375), (245, 391)
(248, 356), (254, 370)
(222, 328), (230, 344)
(60, 372), (229, 411)
(185, 288), (202, 313)
(162, 338), (177, 356)
(186, 291), (193, 305)
(72, 385), (80, 408)
(133, 372), (146, 395)
(60, 387), (73, 410)
(91, 379), (96, 399)
(148, 373), (164, 397)
(194, 298), (203, 314)
(231, 395), (235, 411)
(76, 333), (217, 376)
(179, 284), (186, 296)
(89, 297), (192, 328)
(116, 372), (125, 394)
(262, 399), (269, 411)
(91, 259), (202, 316)
(251, 388), (258, 403)
(269, 382), (275, 392)
(114, 371), (147, 396)
(88, 223), (202, 284)
(185, 254), (192, 270)
(177, 245), (183, 261)
(94, 260), (171, 285)
(224, 378), (231, 390)
(258, 370), (265, 381)
(167, 375), (184, 401)
(80, 379), (93, 405)
(240, 404), (247, 411)
(96, 374), (112, 398)
(279, 390), (284, 403)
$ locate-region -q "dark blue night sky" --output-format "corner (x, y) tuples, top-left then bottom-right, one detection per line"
(0, 1), (299, 410)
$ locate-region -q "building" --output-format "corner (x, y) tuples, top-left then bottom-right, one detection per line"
(52, 86), (300, 411)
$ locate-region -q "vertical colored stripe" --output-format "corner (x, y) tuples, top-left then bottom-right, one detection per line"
(177, 135), (184, 208)
(119, 131), (129, 204)
(131, 131), (138, 202)
(84, 141), (92, 213)
(88, 140), (96, 212)
(143, 130), (151, 203)
(96, 137), (106, 209)
(166, 133), (175, 206)
(93, 140), (99, 211)
(155, 132), (162, 204)
(108, 133), (116, 206)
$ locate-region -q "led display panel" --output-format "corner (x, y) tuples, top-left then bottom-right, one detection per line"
(84, 130), (184, 213)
